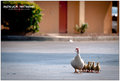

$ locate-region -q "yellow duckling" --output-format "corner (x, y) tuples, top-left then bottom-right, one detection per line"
(91, 62), (95, 73)
(95, 62), (100, 73)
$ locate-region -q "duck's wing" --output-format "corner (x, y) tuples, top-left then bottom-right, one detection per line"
(71, 55), (85, 69)
(71, 56), (80, 69)
(81, 59), (84, 64)
(71, 59), (77, 69)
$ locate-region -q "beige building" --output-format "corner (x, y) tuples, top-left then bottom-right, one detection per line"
(34, 1), (119, 34)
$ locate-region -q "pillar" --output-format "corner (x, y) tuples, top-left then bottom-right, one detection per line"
(79, 1), (85, 26)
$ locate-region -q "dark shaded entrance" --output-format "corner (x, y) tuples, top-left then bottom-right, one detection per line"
(59, 1), (67, 33)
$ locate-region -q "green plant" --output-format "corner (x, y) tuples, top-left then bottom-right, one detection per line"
(75, 23), (88, 34)
(1, 1), (42, 32)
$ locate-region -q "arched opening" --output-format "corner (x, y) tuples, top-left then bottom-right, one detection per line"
(59, 1), (67, 33)
(112, 1), (118, 33)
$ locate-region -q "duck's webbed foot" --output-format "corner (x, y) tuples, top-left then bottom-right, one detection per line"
(74, 69), (78, 73)
(96, 71), (100, 73)
(79, 69), (82, 73)
(91, 70), (94, 73)
(87, 70), (90, 72)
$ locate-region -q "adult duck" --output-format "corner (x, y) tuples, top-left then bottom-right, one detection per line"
(71, 47), (84, 73)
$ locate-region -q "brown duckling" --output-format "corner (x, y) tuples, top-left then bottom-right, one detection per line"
(89, 62), (93, 72)
(91, 62), (95, 73)
(87, 62), (91, 72)
(82, 63), (87, 72)
(95, 62), (100, 73)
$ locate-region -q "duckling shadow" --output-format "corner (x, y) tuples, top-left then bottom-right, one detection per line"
(81, 71), (100, 74)
(82, 72), (95, 74)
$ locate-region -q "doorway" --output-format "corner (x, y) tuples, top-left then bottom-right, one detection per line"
(112, 1), (118, 33)
(59, 1), (67, 33)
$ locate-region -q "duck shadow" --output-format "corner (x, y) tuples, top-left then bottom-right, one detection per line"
(77, 71), (100, 74)
(82, 71), (97, 73)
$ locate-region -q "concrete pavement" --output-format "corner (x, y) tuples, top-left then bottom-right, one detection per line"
(1, 41), (119, 54)
(1, 41), (119, 80)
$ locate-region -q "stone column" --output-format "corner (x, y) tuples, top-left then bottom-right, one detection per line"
(79, 1), (85, 26)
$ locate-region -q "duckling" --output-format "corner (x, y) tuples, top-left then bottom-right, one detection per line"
(87, 62), (91, 72)
(95, 62), (100, 73)
(91, 62), (95, 73)
(89, 62), (93, 72)
(82, 63), (87, 72)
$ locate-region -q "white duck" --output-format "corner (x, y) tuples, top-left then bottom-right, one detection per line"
(71, 47), (84, 73)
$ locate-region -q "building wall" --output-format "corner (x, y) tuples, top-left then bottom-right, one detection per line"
(67, 1), (79, 34)
(104, 1), (112, 34)
(85, 1), (112, 34)
(34, 1), (59, 33)
(34, 1), (112, 34)
(35, 1), (79, 34)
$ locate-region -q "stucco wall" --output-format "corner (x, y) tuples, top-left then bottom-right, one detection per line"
(34, 1), (59, 33)
(67, 1), (79, 34)
(34, 1), (112, 34)
(35, 1), (80, 34)
(85, 1), (112, 34)
(104, 1), (112, 34)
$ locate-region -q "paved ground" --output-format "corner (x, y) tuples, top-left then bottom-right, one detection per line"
(1, 41), (119, 54)
(1, 41), (119, 80)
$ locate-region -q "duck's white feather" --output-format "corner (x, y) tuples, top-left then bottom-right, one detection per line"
(71, 54), (84, 69)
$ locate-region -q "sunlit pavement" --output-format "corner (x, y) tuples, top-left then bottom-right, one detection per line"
(1, 41), (119, 80)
